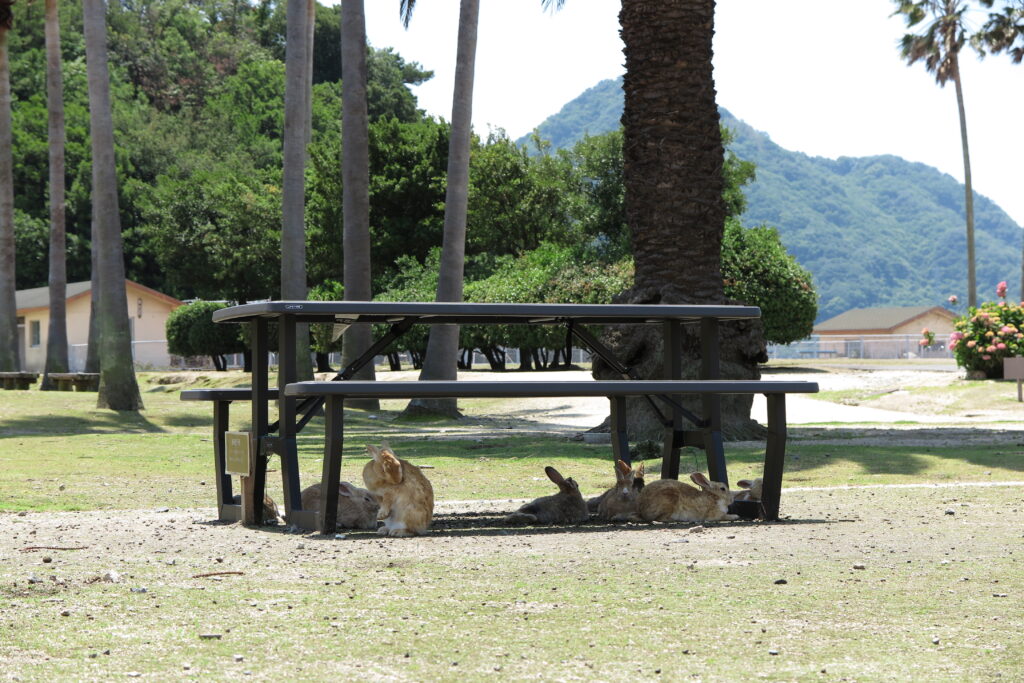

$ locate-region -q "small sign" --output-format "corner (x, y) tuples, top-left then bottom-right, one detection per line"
(1004, 357), (1024, 402)
(224, 431), (251, 476)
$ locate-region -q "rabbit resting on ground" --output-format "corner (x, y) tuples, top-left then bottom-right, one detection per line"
(595, 459), (645, 522)
(232, 493), (283, 525)
(504, 466), (589, 525)
(296, 481), (379, 530)
(638, 471), (739, 523)
(731, 477), (763, 502)
(362, 444), (434, 537)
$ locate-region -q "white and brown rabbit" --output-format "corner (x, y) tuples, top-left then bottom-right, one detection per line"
(596, 459), (645, 522)
(504, 466), (589, 525)
(296, 481), (379, 530)
(731, 477), (763, 502)
(362, 444), (434, 537)
(638, 471), (739, 523)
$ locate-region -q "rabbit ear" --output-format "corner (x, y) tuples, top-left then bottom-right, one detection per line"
(636, 462), (645, 478)
(545, 466), (569, 491)
(615, 459), (631, 477)
(338, 481), (357, 497)
(380, 449), (403, 485)
(366, 445), (380, 459)
(690, 471), (712, 490)
(736, 479), (753, 490)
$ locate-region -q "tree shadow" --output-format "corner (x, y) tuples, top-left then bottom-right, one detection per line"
(0, 412), (166, 437)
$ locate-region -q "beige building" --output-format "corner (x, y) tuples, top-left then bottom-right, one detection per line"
(15, 280), (183, 372)
(812, 305), (957, 359)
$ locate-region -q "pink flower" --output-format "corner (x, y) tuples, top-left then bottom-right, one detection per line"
(948, 295), (958, 305)
(1017, 334), (1024, 340)
(949, 331), (964, 342)
(996, 281), (1008, 298)
(918, 339), (928, 346)
(983, 354), (992, 360)
(986, 345), (997, 353)
(997, 343), (1007, 350)
(967, 340), (977, 348)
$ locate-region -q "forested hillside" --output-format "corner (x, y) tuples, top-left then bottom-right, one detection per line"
(521, 77), (1023, 320)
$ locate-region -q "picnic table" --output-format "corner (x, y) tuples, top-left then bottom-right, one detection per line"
(183, 301), (818, 532)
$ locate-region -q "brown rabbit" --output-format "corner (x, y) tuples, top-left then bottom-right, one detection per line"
(596, 459), (645, 522)
(296, 481), (379, 530)
(587, 460), (645, 514)
(362, 444), (434, 537)
(638, 471), (739, 523)
(232, 493), (282, 525)
(504, 466), (589, 525)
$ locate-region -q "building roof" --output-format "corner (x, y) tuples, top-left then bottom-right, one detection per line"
(814, 305), (955, 334)
(16, 280), (183, 313)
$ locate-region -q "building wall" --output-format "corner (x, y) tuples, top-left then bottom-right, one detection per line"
(17, 283), (181, 372)
(891, 311), (956, 337)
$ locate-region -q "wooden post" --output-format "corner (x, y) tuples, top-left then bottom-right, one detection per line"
(1003, 358), (1024, 403)
(761, 394), (787, 521)
(661, 319), (682, 480)
(244, 318), (270, 525)
(319, 394), (344, 534)
(700, 318), (727, 487)
(609, 396), (630, 466)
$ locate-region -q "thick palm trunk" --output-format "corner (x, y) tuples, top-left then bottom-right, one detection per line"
(41, 0), (69, 389)
(952, 61), (976, 307)
(0, 24), (18, 372)
(340, 0), (379, 409)
(83, 0), (142, 410)
(404, 0), (479, 419)
(593, 0), (765, 440)
(282, 0), (312, 379)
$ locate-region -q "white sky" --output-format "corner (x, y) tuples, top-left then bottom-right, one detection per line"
(360, 0), (1024, 228)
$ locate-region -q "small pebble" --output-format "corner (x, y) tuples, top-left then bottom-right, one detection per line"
(945, 508), (955, 515)
(769, 649), (779, 656)
(233, 654), (244, 662)
(774, 579), (788, 585)
(42, 557), (52, 564)
(17, 510), (27, 517)
(130, 588), (148, 594)
(60, 610), (70, 617)
(853, 564), (866, 570)
(932, 637), (940, 644)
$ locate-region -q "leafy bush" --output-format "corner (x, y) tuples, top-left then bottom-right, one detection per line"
(721, 218), (818, 345)
(949, 282), (1023, 378)
(166, 301), (245, 371)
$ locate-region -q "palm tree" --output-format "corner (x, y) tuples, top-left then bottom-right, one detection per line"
(340, 0), (379, 409)
(0, 0), (18, 373)
(399, 0), (480, 419)
(41, 0), (69, 390)
(893, 0), (977, 307)
(83, 0), (143, 410)
(975, 0), (1024, 63)
(281, 0), (312, 379)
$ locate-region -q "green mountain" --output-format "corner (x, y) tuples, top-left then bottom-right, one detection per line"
(519, 77), (1023, 321)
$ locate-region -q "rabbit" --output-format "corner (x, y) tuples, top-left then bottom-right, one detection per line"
(231, 493), (283, 525)
(504, 466), (589, 525)
(638, 471), (739, 523)
(587, 460), (645, 514)
(296, 481), (379, 530)
(596, 459), (645, 522)
(362, 444), (434, 537)
(731, 477), (763, 502)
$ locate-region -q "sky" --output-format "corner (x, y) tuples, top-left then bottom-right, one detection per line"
(359, 0), (1024, 228)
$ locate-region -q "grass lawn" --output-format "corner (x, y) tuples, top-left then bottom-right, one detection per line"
(1, 371), (1022, 681)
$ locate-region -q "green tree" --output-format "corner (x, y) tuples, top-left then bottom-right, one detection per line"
(0, 0), (17, 372)
(975, 0), (1023, 62)
(166, 300), (245, 370)
(83, 0), (143, 410)
(41, 0), (69, 389)
(893, 0), (977, 307)
(340, 0), (378, 407)
(400, 0), (480, 419)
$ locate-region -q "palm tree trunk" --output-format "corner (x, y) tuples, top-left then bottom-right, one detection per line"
(84, 215), (99, 373)
(592, 0), (765, 441)
(404, 0), (479, 419)
(0, 21), (19, 372)
(952, 59), (976, 308)
(340, 0), (379, 410)
(83, 0), (143, 410)
(282, 0), (312, 380)
(41, 0), (69, 389)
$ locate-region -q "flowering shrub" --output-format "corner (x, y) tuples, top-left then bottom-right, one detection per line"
(949, 282), (1024, 378)
(919, 328), (935, 347)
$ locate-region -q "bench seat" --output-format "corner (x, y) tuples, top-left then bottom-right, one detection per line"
(284, 379), (819, 399)
(47, 372), (100, 391)
(0, 372), (39, 390)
